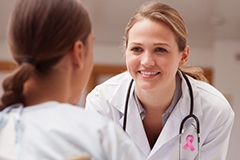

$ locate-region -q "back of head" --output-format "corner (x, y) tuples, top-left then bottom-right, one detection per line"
(8, 0), (91, 66)
(0, 0), (91, 111)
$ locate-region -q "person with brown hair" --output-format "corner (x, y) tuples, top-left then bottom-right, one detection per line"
(86, 1), (234, 159)
(0, 0), (145, 159)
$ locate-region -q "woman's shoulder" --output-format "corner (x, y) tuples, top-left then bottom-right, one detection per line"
(21, 102), (121, 145)
(22, 102), (111, 129)
(190, 79), (234, 121)
(19, 102), (122, 159)
(50, 102), (113, 126)
(192, 79), (229, 106)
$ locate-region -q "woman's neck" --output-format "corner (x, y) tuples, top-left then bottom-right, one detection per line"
(136, 81), (176, 113)
(137, 79), (176, 149)
(22, 71), (72, 107)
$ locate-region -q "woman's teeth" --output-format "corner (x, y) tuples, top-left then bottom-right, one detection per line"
(140, 71), (159, 75)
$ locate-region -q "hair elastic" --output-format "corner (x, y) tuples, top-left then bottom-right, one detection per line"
(20, 56), (37, 66)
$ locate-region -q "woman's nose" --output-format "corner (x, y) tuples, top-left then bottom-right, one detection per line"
(140, 52), (155, 67)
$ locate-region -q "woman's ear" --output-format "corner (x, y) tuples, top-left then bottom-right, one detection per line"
(71, 40), (85, 69)
(179, 46), (190, 66)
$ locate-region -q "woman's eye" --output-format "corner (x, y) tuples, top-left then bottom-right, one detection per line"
(131, 47), (143, 52)
(155, 47), (167, 53)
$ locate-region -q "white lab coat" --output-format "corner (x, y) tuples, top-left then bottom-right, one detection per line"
(86, 71), (235, 160)
(0, 101), (145, 160)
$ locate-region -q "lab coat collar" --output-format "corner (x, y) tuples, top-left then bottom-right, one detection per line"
(111, 73), (133, 114)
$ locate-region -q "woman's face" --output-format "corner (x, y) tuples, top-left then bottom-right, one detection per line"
(125, 19), (189, 91)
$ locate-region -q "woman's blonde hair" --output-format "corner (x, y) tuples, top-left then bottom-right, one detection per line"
(124, 1), (187, 51)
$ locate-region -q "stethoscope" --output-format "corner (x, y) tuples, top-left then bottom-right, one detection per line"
(122, 70), (200, 159)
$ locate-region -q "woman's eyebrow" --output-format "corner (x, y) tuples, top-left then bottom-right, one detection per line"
(153, 42), (171, 48)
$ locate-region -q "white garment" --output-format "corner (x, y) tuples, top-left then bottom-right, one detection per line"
(0, 111), (16, 160)
(85, 71), (235, 160)
(0, 101), (145, 160)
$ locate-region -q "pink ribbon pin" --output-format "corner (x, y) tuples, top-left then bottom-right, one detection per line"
(183, 134), (195, 151)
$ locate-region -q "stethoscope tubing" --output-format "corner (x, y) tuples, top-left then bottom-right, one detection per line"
(179, 71), (200, 135)
(123, 79), (134, 131)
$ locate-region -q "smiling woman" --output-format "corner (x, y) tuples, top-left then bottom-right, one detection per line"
(125, 19), (188, 93)
(85, 1), (234, 160)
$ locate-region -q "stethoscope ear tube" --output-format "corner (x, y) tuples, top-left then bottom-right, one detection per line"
(181, 70), (194, 115)
(123, 79), (134, 131)
(179, 70), (200, 135)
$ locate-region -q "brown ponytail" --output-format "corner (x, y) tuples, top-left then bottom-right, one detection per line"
(0, 63), (34, 111)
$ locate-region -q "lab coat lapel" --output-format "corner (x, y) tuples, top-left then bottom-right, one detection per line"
(117, 97), (151, 157)
(111, 78), (151, 156)
(149, 98), (184, 157)
(149, 74), (203, 157)
(121, 99), (151, 157)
